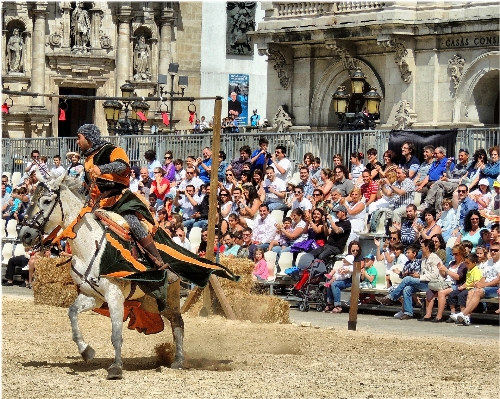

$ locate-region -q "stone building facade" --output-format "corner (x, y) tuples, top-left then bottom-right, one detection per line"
(1, 1), (204, 138)
(252, 1), (499, 130)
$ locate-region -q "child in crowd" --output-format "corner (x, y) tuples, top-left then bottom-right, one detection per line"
(447, 253), (483, 317)
(391, 245), (421, 291)
(469, 178), (492, 210)
(252, 248), (269, 281)
(462, 240), (473, 255)
(359, 253), (378, 289)
(268, 217), (292, 251)
(2, 187), (22, 223)
(324, 254), (354, 287)
(38, 155), (50, 177)
(437, 198), (456, 242)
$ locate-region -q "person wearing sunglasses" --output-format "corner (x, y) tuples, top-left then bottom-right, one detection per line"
(455, 210), (484, 251)
(172, 226), (191, 251)
(25, 149), (41, 175)
(178, 166), (203, 192)
(269, 145), (292, 182)
(291, 184), (312, 220)
(263, 166), (287, 212)
(449, 242), (500, 325)
(448, 184), (478, 239)
(162, 151), (176, 183)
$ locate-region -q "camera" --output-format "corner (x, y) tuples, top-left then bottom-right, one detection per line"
(178, 190), (185, 194)
(265, 152), (271, 158)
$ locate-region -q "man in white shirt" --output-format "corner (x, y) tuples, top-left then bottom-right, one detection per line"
(251, 204), (277, 251)
(178, 166), (203, 191)
(50, 155), (66, 177)
(172, 226), (192, 251)
(270, 145), (292, 182)
(173, 184), (197, 224)
(263, 166), (287, 211)
(291, 184), (313, 219)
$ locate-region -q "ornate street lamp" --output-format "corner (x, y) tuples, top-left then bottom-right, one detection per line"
(159, 62), (189, 133)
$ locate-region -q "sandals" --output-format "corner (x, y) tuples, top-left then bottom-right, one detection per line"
(323, 304), (335, 313)
(330, 307), (342, 313)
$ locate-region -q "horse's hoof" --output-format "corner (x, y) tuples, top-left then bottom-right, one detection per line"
(81, 345), (95, 362)
(107, 365), (123, 380)
(170, 360), (184, 370)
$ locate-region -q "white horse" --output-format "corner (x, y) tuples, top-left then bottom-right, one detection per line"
(19, 172), (234, 379)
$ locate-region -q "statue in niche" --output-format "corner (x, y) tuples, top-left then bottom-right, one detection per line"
(71, 1), (91, 51)
(133, 35), (151, 81)
(226, 2), (256, 55)
(7, 28), (23, 73)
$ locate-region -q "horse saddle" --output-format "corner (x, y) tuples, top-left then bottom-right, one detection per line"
(93, 210), (150, 242)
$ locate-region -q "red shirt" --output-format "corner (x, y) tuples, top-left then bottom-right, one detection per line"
(361, 181), (378, 202)
(151, 177), (171, 201)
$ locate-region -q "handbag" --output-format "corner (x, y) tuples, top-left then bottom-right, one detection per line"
(428, 278), (451, 291)
(290, 239), (317, 253)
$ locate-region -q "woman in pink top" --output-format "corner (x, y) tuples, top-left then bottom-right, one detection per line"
(252, 248), (269, 281)
(151, 167), (171, 204)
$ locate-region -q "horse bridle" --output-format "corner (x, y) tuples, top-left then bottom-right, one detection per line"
(22, 182), (65, 248)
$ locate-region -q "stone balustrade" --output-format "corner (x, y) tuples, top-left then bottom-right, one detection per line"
(273, 1), (385, 18)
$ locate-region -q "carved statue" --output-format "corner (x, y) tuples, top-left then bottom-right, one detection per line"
(71, 2), (91, 50)
(226, 2), (256, 55)
(448, 54), (465, 90)
(7, 28), (23, 73)
(393, 100), (417, 130)
(273, 105), (293, 133)
(133, 35), (151, 81)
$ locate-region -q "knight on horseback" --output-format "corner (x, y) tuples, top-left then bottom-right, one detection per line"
(76, 123), (177, 282)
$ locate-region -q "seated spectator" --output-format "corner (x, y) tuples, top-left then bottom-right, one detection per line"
(300, 152), (315, 173)
(431, 233), (447, 263)
(67, 152), (85, 181)
(332, 165), (354, 198)
(227, 145), (251, 180)
(129, 166), (140, 193)
(172, 227), (191, 251)
(365, 148), (383, 180)
(157, 207), (170, 231)
(239, 170), (252, 187)
(390, 244), (421, 294)
(310, 157), (322, 180)
(138, 167), (153, 198)
(251, 204), (277, 250)
(359, 253), (378, 289)
(252, 248), (269, 281)
(310, 189), (329, 213)
(237, 228), (257, 260)
(263, 166), (287, 212)
(217, 151), (228, 181)
(417, 146), (452, 202)
(450, 241), (500, 325)
(183, 185), (210, 234)
(2, 175), (12, 194)
(239, 184), (262, 229)
(178, 166), (203, 191)
(437, 198), (457, 242)
(392, 204), (419, 248)
(455, 209), (485, 251)
(477, 145), (500, 187)
(413, 145), (434, 198)
(375, 150), (398, 179)
(151, 167), (171, 206)
(323, 254), (355, 313)
(270, 145), (292, 182)
(469, 178), (492, 210)
(360, 170), (378, 210)
(399, 141), (420, 179)
(172, 159), (186, 189)
(226, 213), (244, 235)
(161, 151), (176, 183)
(229, 187), (243, 215)
(388, 241), (409, 289)
(349, 151), (365, 187)
(332, 153), (344, 168)
(195, 228), (209, 257)
(311, 168), (333, 200)
(418, 148), (470, 212)
(305, 208), (327, 247)
(374, 237), (396, 287)
(268, 217), (292, 251)
(192, 147), (212, 185)
(174, 184), (196, 227)
(291, 184), (313, 219)
(222, 232), (240, 257)
(421, 243), (467, 322)
(298, 166), (315, 199)
(482, 180), (500, 220)
(2, 187), (23, 224)
(378, 239), (441, 320)
(218, 189), (233, 234)
(272, 208), (308, 265)
(383, 168), (416, 224)
(416, 208), (442, 240)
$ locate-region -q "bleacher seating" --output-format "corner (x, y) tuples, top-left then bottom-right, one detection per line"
(189, 227), (202, 250)
(11, 172), (22, 187)
(5, 220), (18, 241)
(270, 209), (284, 225)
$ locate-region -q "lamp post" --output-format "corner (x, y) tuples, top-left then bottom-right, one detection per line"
(103, 82), (150, 135)
(332, 68), (381, 130)
(159, 62), (189, 133)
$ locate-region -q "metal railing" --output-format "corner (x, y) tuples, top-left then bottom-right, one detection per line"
(1, 128), (498, 177)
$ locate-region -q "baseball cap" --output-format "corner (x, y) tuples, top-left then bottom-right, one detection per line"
(363, 253), (375, 260)
(478, 178), (489, 186)
(287, 179), (299, 187)
(165, 193), (174, 199)
(494, 180), (500, 188)
(332, 204), (347, 213)
(344, 255), (354, 264)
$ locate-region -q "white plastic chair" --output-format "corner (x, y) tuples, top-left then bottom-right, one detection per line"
(13, 243), (27, 257)
(1, 242), (14, 265)
(270, 209), (284, 224)
(11, 172), (22, 187)
(295, 251), (306, 266)
(264, 250), (277, 266)
(446, 236), (458, 248)
(413, 192), (422, 206)
(277, 252), (294, 271)
(291, 172), (300, 183)
(5, 219), (18, 240)
(189, 227), (202, 249)
(0, 218), (5, 233)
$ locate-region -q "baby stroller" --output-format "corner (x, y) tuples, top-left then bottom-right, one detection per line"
(287, 253), (329, 312)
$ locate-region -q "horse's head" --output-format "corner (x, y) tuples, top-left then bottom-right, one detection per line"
(19, 171), (68, 248)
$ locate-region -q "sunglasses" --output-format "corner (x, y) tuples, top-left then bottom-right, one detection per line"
(154, 171), (162, 174)
(186, 172), (194, 175)
(164, 156), (172, 159)
(313, 194), (322, 196)
(457, 190), (467, 193)
(294, 191), (303, 194)
(470, 217), (479, 221)
(220, 194), (229, 197)
(226, 174), (233, 176)
(490, 249), (499, 253)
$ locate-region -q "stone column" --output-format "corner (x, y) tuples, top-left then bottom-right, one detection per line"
(115, 5), (132, 96)
(30, 2), (48, 109)
(2, 30), (7, 75)
(60, 2), (72, 48)
(158, 8), (175, 76)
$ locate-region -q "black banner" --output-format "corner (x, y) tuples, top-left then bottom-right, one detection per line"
(388, 129), (459, 163)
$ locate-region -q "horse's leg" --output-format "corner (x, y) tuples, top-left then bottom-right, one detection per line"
(162, 280), (184, 369)
(104, 283), (125, 380)
(68, 294), (98, 362)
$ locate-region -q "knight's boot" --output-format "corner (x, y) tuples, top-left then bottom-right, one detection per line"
(138, 235), (178, 283)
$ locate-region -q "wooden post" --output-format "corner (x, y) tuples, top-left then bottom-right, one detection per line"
(348, 261), (362, 331)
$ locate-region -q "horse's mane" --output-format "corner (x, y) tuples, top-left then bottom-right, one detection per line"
(59, 175), (86, 203)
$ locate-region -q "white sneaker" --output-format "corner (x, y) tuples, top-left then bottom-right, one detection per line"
(22, 265), (29, 271)
(394, 311), (404, 319)
(449, 312), (461, 322)
(457, 314), (470, 326)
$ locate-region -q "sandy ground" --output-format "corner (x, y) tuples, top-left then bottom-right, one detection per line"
(2, 295), (498, 399)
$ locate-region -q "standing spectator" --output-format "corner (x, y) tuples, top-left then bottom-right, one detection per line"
(311, 157), (322, 180)
(129, 166), (140, 193)
(269, 145), (292, 182)
(300, 152), (315, 172)
(151, 167), (170, 205)
(251, 204), (277, 251)
(332, 154), (344, 168)
(66, 152), (85, 181)
(349, 151), (365, 186)
(144, 149), (162, 180)
(298, 166), (315, 199)
(332, 165), (354, 198)
(162, 151), (176, 182)
(250, 137), (272, 174)
(477, 145), (500, 186)
(399, 142), (420, 178)
(227, 145), (251, 180)
(138, 167), (152, 198)
(365, 148), (383, 180)
(193, 147), (212, 185)
(263, 166), (287, 212)
(250, 109), (260, 127)
(200, 115), (210, 130)
(50, 155), (65, 177)
(218, 189), (233, 234)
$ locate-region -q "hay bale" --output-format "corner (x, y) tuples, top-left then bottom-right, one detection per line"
(186, 256), (290, 324)
(33, 256), (77, 307)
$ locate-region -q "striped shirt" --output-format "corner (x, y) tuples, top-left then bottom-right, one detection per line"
(400, 258), (421, 277)
(401, 219), (418, 246)
(392, 178), (415, 208)
(361, 181), (378, 202)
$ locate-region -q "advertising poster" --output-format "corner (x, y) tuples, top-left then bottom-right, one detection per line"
(228, 74), (249, 125)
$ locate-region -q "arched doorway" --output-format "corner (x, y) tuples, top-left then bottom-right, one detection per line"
(471, 70), (499, 125)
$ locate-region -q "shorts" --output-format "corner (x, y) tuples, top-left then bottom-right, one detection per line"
(481, 286), (499, 299)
